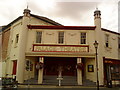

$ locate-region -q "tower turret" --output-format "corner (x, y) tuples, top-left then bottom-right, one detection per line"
(23, 7), (31, 16)
(94, 8), (101, 19)
(94, 8), (104, 86)
(94, 8), (101, 27)
(16, 8), (31, 83)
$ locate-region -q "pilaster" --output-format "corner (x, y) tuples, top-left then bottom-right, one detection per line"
(38, 57), (44, 84)
(77, 57), (82, 85)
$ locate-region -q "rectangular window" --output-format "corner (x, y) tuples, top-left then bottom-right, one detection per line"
(14, 34), (19, 47)
(111, 65), (120, 80)
(105, 34), (109, 47)
(15, 34), (19, 43)
(80, 32), (86, 44)
(58, 31), (64, 44)
(119, 38), (120, 49)
(36, 31), (42, 43)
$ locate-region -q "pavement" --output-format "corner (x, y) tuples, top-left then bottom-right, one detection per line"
(1, 85), (120, 90)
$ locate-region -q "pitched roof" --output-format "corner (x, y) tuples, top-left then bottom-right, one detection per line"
(102, 28), (120, 35)
(1, 16), (23, 32)
(31, 14), (62, 26)
(1, 14), (62, 32)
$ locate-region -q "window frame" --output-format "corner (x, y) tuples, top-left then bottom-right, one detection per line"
(15, 34), (19, 43)
(80, 32), (86, 44)
(36, 31), (42, 43)
(14, 34), (19, 47)
(58, 31), (64, 44)
(105, 34), (109, 47)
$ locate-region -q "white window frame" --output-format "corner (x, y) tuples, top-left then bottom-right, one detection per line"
(36, 31), (42, 43)
(58, 31), (64, 44)
(80, 32), (86, 44)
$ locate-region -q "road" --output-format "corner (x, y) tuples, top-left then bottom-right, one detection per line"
(1, 85), (120, 90)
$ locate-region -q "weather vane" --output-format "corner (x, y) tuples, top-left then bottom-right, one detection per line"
(26, 0), (29, 9)
(96, 4), (98, 10)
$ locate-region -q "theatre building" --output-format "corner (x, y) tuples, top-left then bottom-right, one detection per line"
(1, 8), (120, 86)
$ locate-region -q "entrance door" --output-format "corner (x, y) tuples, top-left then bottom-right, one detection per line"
(44, 57), (77, 76)
(12, 60), (17, 75)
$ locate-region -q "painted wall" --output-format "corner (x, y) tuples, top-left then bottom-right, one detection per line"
(4, 20), (22, 77)
(26, 29), (96, 53)
(24, 57), (37, 80)
(26, 16), (55, 52)
(0, 62), (6, 77)
(30, 17), (54, 26)
(8, 20), (22, 60)
(65, 30), (80, 45)
(26, 16), (97, 53)
(102, 31), (119, 59)
(85, 58), (96, 82)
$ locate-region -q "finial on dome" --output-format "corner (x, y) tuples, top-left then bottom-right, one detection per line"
(27, 5), (28, 9)
(96, 7), (98, 10)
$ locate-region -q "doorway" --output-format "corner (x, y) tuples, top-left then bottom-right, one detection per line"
(12, 60), (17, 75)
(44, 57), (77, 76)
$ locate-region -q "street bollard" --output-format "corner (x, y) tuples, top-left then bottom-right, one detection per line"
(57, 77), (63, 86)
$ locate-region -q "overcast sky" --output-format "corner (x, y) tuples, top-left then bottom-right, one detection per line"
(0, 0), (119, 32)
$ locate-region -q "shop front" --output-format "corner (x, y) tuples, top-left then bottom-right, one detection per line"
(103, 57), (120, 87)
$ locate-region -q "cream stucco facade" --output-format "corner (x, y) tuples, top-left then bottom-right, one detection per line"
(1, 8), (120, 86)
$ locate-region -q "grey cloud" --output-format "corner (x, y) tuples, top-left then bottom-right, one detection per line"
(3, 1), (118, 31)
(29, 2), (44, 15)
(38, 2), (101, 26)
(29, 2), (101, 25)
(53, 2), (100, 21)
(0, 0), (118, 32)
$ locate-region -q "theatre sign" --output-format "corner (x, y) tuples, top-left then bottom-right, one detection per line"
(33, 44), (89, 52)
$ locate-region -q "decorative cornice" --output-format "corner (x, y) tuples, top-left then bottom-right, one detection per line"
(25, 52), (95, 57)
(27, 25), (96, 30)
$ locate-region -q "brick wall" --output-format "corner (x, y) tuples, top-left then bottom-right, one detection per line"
(2, 29), (10, 61)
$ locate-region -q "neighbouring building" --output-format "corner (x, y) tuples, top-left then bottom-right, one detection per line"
(1, 8), (120, 86)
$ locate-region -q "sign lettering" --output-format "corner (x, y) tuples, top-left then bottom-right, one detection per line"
(33, 45), (88, 52)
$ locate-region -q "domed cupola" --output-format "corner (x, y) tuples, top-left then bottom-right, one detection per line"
(94, 8), (101, 19)
(23, 7), (31, 16)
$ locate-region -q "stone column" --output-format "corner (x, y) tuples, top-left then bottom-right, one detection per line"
(77, 57), (82, 85)
(38, 57), (44, 84)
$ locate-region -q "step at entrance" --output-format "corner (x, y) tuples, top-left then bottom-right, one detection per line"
(83, 78), (96, 86)
(43, 76), (77, 85)
(24, 77), (38, 84)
